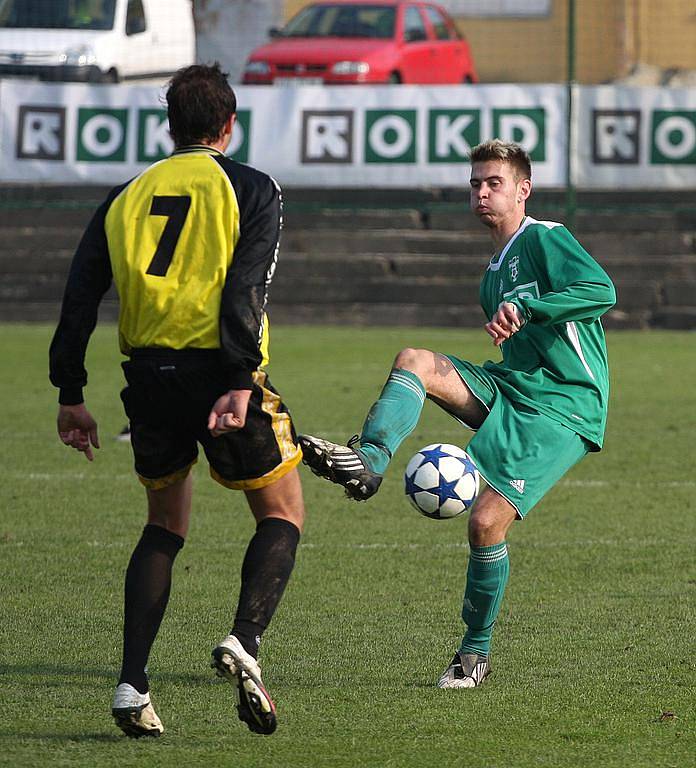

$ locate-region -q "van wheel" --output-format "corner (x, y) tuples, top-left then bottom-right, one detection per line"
(462, 74), (473, 84)
(388, 72), (402, 84)
(103, 68), (120, 84)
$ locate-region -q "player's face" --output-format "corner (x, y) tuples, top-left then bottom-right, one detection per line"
(469, 160), (525, 229)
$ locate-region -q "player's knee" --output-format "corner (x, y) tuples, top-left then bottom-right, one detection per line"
(245, 468), (305, 531)
(394, 347), (429, 374)
(468, 511), (497, 546)
(468, 501), (509, 546)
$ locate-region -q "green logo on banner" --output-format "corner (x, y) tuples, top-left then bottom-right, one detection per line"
(138, 109), (170, 162)
(493, 108), (546, 161)
(77, 108), (128, 162)
(365, 110), (416, 163)
(227, 110), (251, 163)
(651, 111), (696, 164)
(428, 109), (480, 163)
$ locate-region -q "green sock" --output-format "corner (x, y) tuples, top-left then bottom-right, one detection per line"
(357, 368), (426, 475)
(459, 542), (510, 657)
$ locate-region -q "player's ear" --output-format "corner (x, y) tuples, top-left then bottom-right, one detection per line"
(518, 178), (532, 202)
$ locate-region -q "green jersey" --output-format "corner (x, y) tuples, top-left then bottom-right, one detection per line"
(479, 216), (616, 450)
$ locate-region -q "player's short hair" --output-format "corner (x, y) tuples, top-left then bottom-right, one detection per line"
(469, 139), (532, 181)
(166, 63), (237, 147)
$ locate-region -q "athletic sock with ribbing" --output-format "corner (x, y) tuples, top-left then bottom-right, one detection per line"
(459, 542), (510, 657)
(356, 368), (426, 475)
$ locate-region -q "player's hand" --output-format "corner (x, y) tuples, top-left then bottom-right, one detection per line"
(208, 389), (252, 437)
(57, 403), (100, 461)
(485, 301), (525, 347)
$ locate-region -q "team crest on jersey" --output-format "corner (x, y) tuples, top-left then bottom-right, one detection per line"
(509, 255), (520, 282)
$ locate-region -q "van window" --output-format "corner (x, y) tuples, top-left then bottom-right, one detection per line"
(0, 0), (117, 31)
(126, 0), (146, 35)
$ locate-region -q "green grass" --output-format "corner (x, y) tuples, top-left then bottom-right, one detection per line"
(1, 325), (694, 768)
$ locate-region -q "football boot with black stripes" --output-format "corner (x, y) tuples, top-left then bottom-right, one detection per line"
(298, 434), (382, 501)
(437, 651), (491, 689)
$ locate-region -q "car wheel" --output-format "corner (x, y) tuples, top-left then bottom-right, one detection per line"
(462, 74), (473, 84)
(388, 72), (402, 84)
(103, 68), (120, 84)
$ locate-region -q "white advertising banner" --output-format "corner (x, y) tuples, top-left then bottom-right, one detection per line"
(574, 85), (696, 189)
(2, 80), (694, 188)
(0, 79), (566, 187)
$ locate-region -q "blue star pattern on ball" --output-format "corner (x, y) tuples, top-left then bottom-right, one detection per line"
(404, 470), (422, 499)
(461, 455), (478, 477)
(435, 473), (463, 504)
(419, 445), (453, 466)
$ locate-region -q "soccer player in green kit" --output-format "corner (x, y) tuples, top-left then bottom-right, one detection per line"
(300, 139), (616, 688)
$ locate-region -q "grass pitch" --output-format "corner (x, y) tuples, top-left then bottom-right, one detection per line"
(1, 325), (694, 768)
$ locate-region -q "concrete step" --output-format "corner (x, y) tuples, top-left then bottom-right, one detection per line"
(651, 307), (696, 329)
(3, 250), (694, 286)
(280, 229), (492, 255)
(0, 275), (118, 302)
(0, 272), (672, 317)
(0, 298), (676, 330)
(663, 279), (696, 306)
(596, 255), (696, 281)
(3, 206), (695, 238)
(270, 302), (486, 327)
(576, 231), (695, 257)
(427, 208), (696, 234)
(0, 300), (118, 323)
(272, 277), (482, 305)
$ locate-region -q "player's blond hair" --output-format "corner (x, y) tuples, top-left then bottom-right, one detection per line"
(469, 140), (532, 181)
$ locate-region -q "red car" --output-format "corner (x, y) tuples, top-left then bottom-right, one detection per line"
(242, 1), (478, 85)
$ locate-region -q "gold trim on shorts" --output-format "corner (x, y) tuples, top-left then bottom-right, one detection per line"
(211, 369), (302, 490)
(255, 369), (300, 461)
(137, 458), (198, 490)
(210, 447), (302, 490)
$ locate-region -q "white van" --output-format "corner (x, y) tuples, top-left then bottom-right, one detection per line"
(0, 0), (195, 82)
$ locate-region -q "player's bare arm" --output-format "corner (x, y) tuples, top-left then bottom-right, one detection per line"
(207, 388), (253, 436)
(57, 403), (100, 461)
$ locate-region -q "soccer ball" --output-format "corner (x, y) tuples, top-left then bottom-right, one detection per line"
(404, 443), (480, 519)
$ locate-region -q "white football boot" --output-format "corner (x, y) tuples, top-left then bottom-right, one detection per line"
(211, 634), (277, 735)
(437, 652), (491, 689)
(112, 683), (164, 738)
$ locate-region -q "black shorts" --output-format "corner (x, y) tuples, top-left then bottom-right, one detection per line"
(120, 349), (301, 491)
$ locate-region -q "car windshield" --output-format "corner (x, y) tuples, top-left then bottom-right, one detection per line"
(0, 0), (117, 30)
(281, 3), (396, 39)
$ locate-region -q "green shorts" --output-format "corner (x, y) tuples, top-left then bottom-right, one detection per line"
(446, 355), (589, 518)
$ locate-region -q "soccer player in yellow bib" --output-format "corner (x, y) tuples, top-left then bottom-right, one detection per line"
(49, 64), (304, 737)
(300, 140), (616, 690)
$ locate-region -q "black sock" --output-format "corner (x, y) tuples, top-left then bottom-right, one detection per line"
(118, 524), (184, 694)
(232, 518), (300, 658)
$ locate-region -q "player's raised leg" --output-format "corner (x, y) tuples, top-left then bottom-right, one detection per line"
(212, 468), (304, 735)
(300, 349), (486, 500)
(113, 473), (193, 737)
(438, 486), (516, 688)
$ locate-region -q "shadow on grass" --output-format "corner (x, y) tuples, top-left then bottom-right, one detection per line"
(0, 663), (215, 686)
(0, 732), (124, 743)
